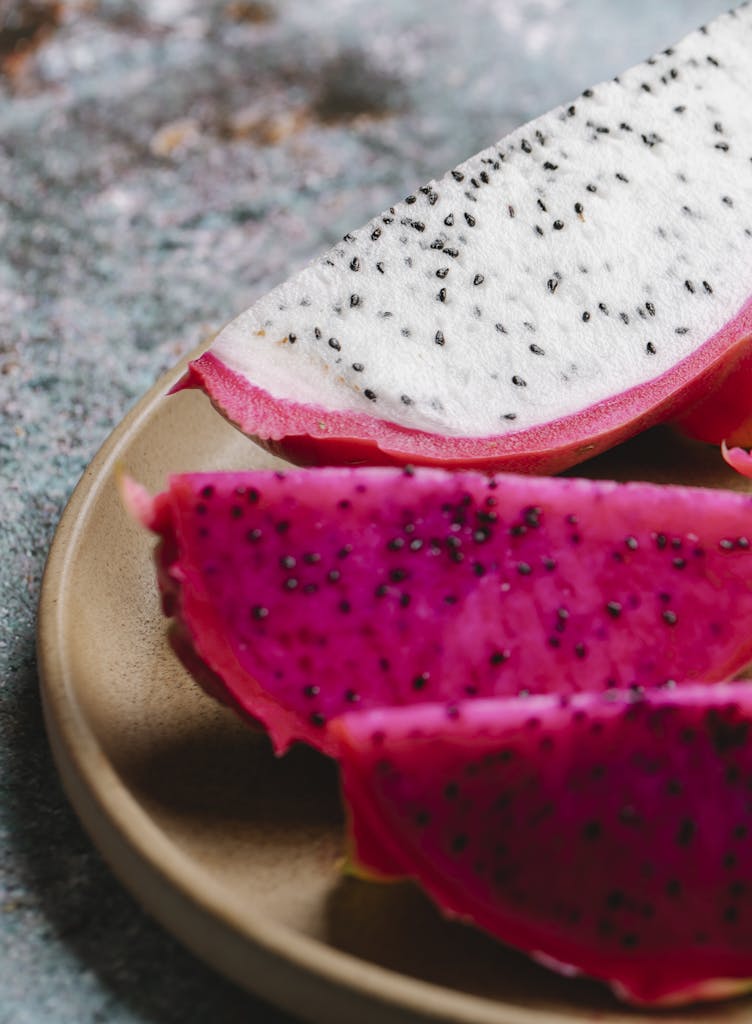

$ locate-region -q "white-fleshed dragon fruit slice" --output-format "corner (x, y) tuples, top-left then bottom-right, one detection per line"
(179, 5), (752, 473)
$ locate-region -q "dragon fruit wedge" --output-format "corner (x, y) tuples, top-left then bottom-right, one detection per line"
(332, 686), (752, 1007)
(126, 466), (752, 756)
(177, 5), (752, 474)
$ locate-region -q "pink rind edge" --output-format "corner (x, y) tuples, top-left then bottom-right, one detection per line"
(722, 441), (752, 480)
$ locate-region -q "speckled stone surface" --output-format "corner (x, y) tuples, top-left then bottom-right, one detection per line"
(0, 1), (736, 1020)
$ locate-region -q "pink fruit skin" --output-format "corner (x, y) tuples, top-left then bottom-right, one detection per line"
(175, 297), (752, 474)
(331, 688), (752, 1006)
(127, 467), (752, 757)
(723, 441), (752, 480)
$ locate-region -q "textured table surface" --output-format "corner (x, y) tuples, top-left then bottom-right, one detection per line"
(0, 1), (736, 1021)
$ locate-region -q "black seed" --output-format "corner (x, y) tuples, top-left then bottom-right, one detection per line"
(390, 568), (407, 583)
(401, 394), (413, 405)
(438, 288), (447, 303)
(703, 280), (713, 293)
(662, 610), (678, 626)
(574, 202), (583, 214)
(685, 280), (695, 294)
(646, 301), (656, 316)
(615, 172), (629, 183)
(303, 685), (320, 698)
(583, 820), (601, 841)
(310, 712), (326, 728)
(436, 267), (449, 279)
(553, 220), (564, 230)
(473, 274), (484, 286)
(490, 649), (510, 665)
(675, 327), (689, 335)
(246, 528), (263, 543)
(464, 212), (476, 227)
(586, 184), (597, 193)
(328, 337), (341, 351)
(517, 562), (532, 576)
(200, 485), (214, 499)
(376, 262), (384, 274)
(444, 247), (458, 258)
(607, 889), (624, 909)
(544, 161), (558, 171)
(352, 362), (364, 372)
(677, 819), (696, 846)
(451, 169), (464, 182)
(350, 257), (360, 271)
(412, 672), (430, 691)
(512, 375), (527, 387)
(575, 643), (587, 659)
(646, 342), (657, 354)
(450, 833), (468, 854)
(435, 330), (445, 346)
(339, 600), (351, 614)
(606, 601), (622, 618)
(673, 557), (686, 569)
(405, 194), (416, 204)
(280, 555), (296, 569)
(328, 570), (341, 583)
(284, 578), (298, 590)
(251, 605), (269, 620)
(582, 311), (590, 322)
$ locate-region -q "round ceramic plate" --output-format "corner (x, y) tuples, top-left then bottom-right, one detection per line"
(38, 357), (752, 1024)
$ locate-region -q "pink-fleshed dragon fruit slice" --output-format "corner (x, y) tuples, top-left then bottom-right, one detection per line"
(127, 466), (752, 756)
(177, 6), (752, 474)
(331, 686), (752, 1007)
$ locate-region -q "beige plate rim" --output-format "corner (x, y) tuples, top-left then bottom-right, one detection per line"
(37, 355), (563, 1024)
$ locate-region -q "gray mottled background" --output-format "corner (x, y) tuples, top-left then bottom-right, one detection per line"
(0, 1), (736, 1020)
